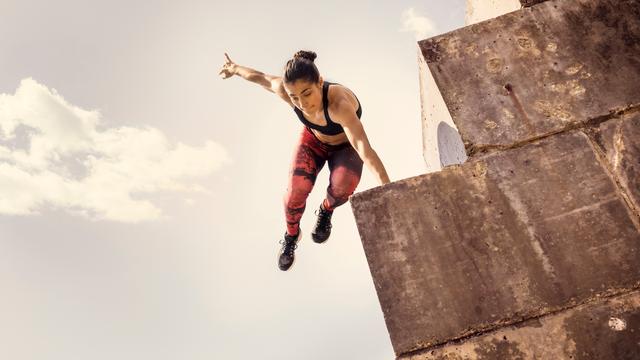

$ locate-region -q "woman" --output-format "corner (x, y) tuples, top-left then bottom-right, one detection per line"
(219, 50), (390, 271)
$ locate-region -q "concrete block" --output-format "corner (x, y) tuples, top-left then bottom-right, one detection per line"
(419, 0), (640, 154)
(350, 130), (640, 356)
(401, 290), (640, 360)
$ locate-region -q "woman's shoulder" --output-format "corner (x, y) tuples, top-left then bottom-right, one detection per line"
(325, 82), (362, 124)
(326, 81), (360, 110)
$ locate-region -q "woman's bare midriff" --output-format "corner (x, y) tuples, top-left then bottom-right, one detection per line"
(309, 129), (348, 145)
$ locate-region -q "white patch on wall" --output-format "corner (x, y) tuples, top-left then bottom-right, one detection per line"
(608, 317), (627, 331)
(465, 0), (522, 25)
(0, 78), (231, 223)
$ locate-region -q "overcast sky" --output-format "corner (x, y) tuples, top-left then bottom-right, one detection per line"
(0, 1), (465, 359)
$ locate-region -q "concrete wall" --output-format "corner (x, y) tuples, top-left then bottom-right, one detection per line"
(404, 289), (640, 359)
(352, 0), (640, 358)
(351, 122), (640, 355)
(420, 0), (640, 157)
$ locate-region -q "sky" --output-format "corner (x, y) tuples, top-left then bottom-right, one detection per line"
(0, 1), (465, 359)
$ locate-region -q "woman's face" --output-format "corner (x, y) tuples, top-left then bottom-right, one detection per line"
(283, 78), (323, 113)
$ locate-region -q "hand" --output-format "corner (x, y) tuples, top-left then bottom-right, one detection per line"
(218, 52), (237, 79)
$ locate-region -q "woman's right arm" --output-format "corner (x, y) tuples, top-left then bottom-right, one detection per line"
(219, 53), (293, 106)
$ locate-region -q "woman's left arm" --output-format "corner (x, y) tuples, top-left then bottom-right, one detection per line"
(333, 99), (390, 185)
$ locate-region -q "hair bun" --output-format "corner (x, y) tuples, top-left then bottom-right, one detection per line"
(293, 50), (317, 62)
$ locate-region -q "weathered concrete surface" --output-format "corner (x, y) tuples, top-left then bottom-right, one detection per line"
(400, 290), (640, 360)
(419, 0), (640, 155)
(420, 0), (557, 170)
(590, 111), (640, 218)
(350, 130), (640, 356)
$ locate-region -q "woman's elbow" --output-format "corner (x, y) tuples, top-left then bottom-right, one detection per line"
(356, 145), (376, 163)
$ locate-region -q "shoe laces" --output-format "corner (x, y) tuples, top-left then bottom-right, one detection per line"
(314, 206), (333, 232)
(279, 235), (298, 255)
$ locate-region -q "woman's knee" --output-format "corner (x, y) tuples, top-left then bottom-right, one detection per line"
(328, 170), (360, 196)
(328, 183), (357, 202)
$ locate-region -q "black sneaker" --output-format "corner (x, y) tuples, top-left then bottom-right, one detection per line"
(311, 203), (333, 243)
(278, 231), (301, 271)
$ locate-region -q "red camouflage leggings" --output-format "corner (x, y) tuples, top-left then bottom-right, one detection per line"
(284, 126), (364, 236)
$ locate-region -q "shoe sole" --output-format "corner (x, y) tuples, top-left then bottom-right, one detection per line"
(277, 231), (302, 271)
(311, 232), (330, 244)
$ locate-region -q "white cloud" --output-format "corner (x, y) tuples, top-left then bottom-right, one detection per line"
(400, 7), (438, 40)
(0, 78), (231, 223)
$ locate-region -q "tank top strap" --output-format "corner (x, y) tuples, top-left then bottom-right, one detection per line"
(322, 81), (333, 124)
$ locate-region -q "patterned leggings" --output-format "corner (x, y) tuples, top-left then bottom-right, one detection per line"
(284, 126), (364, 236)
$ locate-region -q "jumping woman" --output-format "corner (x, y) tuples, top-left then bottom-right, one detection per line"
(219, 50), (390, 271)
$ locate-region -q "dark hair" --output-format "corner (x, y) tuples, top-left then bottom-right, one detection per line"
(283, 50), (320, 84)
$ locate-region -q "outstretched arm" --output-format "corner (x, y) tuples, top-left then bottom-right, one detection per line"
(333, 99), (390, 185)
(219, 53), (292, 106)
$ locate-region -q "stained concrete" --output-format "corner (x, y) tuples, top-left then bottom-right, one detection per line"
(420, 0), (558, 170)
(355, 0), (640, 357)
(418, 0), (640, 155)
(350, 129), (640, 356)
(400, 289), (640, 360)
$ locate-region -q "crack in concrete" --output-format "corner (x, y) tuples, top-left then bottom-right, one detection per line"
(466, 103), (640, 158)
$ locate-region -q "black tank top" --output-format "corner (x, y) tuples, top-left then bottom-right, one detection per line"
(293, 81), (362, 136)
